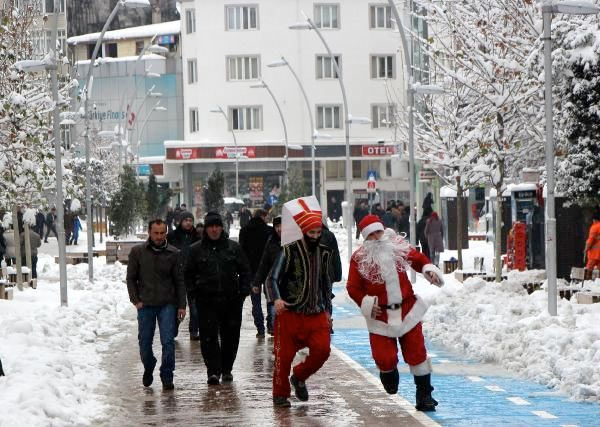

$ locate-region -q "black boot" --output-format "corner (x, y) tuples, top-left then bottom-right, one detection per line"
(379, 368), (399, 394)
(414, 374), (438, 411)
(0, 358), (5, 376)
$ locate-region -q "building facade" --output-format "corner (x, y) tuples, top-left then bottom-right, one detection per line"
(174, 0), (413, 217)
(67, 21), (183, 183)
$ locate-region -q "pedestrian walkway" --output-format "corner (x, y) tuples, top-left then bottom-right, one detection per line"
(331, 285), (600, 427)
(94, 305), (436, 426)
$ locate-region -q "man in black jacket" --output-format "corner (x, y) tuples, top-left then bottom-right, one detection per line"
(185, 212), (252, 385)
(252, 215), (282, 335)
(44, 208), (57, 243)
(126, 219), (186, 391)
(239, 209), (272, 338)
(167, 211), (201, 340)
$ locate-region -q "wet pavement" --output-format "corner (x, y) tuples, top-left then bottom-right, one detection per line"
(95, 305), (436, 426)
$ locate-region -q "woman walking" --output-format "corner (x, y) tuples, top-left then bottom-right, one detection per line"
(424, 212), (443, 266)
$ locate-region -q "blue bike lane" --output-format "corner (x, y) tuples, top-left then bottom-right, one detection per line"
(331, 288), (600, 427)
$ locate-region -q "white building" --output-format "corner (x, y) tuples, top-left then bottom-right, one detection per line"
(173, 0), (414, 218)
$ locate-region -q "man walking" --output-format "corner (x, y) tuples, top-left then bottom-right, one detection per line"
(353, 201), (369, 240)
(239, 209), (272, 338)
(44, 207), (57, 243)
(185, 212), (251, 385)
(347, 215), (444, 411)
(126, 219), (186, 391)
(252, 215), (282, 335)
(167, 210), (201, 340)
(268, 196), (333, 407)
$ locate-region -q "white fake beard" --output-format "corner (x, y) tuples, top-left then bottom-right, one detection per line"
(356, 228), (411, 283)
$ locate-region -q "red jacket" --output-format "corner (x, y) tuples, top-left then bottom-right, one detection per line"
(347, 247), (435, 338)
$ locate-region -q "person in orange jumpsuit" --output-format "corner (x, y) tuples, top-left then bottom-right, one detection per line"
(585, 212), (600, 270)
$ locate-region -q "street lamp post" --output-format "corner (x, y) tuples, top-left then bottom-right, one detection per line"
(541, 0), (599, 316)
(250, 79), (289, 186)
(136, 102), (167, 175)
(82, 0), (150, 281)
(290, 18), (371, 261)
(268, 57), (317, 196)
(210, 105), (239, 198)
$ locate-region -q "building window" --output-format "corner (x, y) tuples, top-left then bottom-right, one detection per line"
(371, 104), (396, 128)
(226, 5), (258, 30)
(60, 124), (71, 150)
(188, 59), (198, 84)
(314, 4), (339, 29)
(227, 56), (260, 81)
(229, 106), (262, 130)
(370, 55), (395, 78)
(316, 105), (342, 129)
(186, 9), (196, 34)
(135, 41), (145, 55)
(105, 43), (118, 58)
(57, 29), (66, 55)
(316, 55), (340, 79)
(326, 160), (345, 179)
(45, 0), (65, 13)
(189, 108), (199, 133)
(369, 5), (393, 29)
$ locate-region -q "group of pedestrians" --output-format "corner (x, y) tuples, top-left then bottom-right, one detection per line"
(125, 195), (444, 412)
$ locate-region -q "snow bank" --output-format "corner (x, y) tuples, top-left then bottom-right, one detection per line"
(420, 276), (600, 402)
(0, 255), (136, 426)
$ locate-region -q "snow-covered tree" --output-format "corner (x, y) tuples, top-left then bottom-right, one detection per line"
(109, 165), (145, 237)
(418, 0), (546, 279)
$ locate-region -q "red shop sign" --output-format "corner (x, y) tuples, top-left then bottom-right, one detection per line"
(361, 145), (398, 156)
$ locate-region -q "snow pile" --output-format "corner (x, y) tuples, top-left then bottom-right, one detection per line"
(419, 276), (600, 401)
(0, 255), (136, 426)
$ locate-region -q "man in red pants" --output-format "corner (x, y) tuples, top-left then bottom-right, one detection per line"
(347, 214), (444, 411)
(268, 196), (333, 408)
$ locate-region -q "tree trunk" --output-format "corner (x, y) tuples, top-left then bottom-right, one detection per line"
(23, 221), (32, 287)
(495, 185), (503, 282)
(12, 205), (23, 290)
(97, 205), (103, 244)
(456, 176), (463, 270)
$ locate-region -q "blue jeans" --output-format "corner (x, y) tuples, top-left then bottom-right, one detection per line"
(137, 304), (176, 382)
(251, 292), (265, 334)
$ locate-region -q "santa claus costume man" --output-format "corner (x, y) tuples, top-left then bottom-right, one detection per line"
(347, 214), (444, 411)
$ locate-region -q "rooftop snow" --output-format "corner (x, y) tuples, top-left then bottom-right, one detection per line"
(75, 53), (166, 66)
(67, 20), (180, 45)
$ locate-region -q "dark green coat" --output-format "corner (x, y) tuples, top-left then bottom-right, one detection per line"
(126, 241), (186, 309)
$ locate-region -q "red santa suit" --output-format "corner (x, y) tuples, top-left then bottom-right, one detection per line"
(347, 215), (444, 376)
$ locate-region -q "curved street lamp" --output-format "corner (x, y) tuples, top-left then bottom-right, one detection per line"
(210, 105), (239, 199)
(289, 17), (371, 262)
(82, 0), (151, 281)
(250, 79), (289, 186)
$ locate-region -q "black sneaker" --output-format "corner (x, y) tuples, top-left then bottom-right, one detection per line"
(256, 332), (266, 338)
(162, 380), (174, 391)
(267, 328), (274, 336)
(273, 396), (291, 407)
(290, 375), (308, 401)
(189, 333), (201, 341)
(142, 370), (153, 387)
(207, 374), (220, 385)
(221, 373), (233, 383)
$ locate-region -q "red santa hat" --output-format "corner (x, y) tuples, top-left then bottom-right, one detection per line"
(359, 214), (385, 239)
(281, 196), (323, 246)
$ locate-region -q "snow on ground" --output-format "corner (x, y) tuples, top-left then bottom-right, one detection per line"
(0, 251), (135, 426)
(327, 221), (600, 403)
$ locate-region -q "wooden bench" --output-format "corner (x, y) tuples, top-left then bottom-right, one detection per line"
(558, 286), (581, 301)
(106, 241), (141, 264)
(454, 271), (508, 283)
(55, 250), (105, 265)
(576, 291), (600, 304)
(522, 282), (542, 295)
(444, 260), (459, 274)
(0, 282), (14, 300)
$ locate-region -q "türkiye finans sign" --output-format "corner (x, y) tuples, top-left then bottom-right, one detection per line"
(88, 109), (126, 121)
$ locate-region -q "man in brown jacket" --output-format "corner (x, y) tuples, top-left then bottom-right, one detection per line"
(126, 219), (186, 391)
